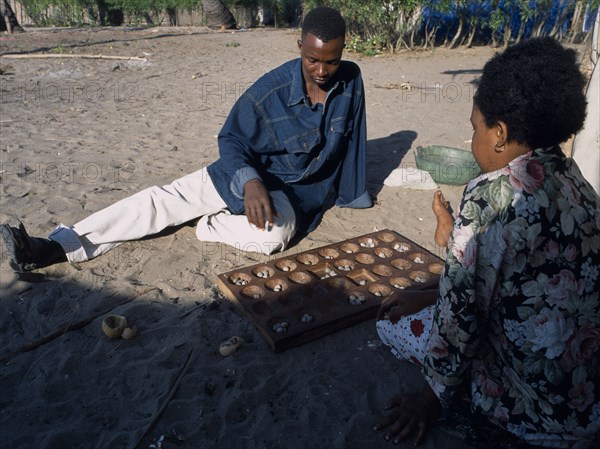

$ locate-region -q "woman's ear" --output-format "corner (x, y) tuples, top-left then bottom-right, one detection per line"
(496, 121), (509, 147)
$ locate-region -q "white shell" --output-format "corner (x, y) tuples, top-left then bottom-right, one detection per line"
(219, 336), (244, 357)
(121, 325), (138, 340)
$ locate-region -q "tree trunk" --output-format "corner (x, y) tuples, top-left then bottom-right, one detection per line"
(568, 1), (584, 43)
(514, 18), (527, 44)
(448, 15), (464, 48)
(0, 0), (24, 33)
(501, 22), (511, 48)
(466, 26), (476, 47)
(549, 0), (573, 39)
(166, 7), (177, 26)
(532, 7), (552, 37)
(202, 0), (236, 29)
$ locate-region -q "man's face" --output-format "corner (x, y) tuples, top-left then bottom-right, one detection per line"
(297, 32), (345, 90)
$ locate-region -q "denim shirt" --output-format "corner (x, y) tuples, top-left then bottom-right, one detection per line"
(207, 58), (372, 233)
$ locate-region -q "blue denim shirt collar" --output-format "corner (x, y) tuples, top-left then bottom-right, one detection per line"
(287, 60), (306, 106)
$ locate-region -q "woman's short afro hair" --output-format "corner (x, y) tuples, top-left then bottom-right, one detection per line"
(474, 37), (587, 149)
(301, 7), (346, 42)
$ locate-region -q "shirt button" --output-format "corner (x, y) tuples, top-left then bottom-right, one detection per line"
(303, 143), (308, 149)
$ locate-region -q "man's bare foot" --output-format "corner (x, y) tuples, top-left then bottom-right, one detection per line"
(432, 190), (453, 247)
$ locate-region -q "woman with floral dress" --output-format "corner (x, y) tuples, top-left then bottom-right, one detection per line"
(373, 37), (600, 448)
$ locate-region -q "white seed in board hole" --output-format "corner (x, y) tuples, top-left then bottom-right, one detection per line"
(301, 313), (313, 324)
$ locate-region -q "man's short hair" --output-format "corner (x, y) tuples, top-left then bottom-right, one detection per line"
(301, 7), (346, 42)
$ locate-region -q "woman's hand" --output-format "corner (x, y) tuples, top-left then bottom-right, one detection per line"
(373, 386), (441, 446)
(432, 190), (453, 247)
(377, 290), (438, 324)
(243, 179), (278, 230)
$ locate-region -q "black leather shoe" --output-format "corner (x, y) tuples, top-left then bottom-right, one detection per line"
(0, 222), (67, 272)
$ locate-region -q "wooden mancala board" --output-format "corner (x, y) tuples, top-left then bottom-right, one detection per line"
(216, 229), (444, 352)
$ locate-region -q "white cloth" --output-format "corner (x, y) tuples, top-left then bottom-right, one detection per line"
(573, 11), (600, 196)
(376, 305), (434, 366)
(383, 167), (438, 190)
(49, 167), (297, 263)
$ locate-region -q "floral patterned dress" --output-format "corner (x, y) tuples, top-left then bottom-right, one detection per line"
(420, 146), (600, 448)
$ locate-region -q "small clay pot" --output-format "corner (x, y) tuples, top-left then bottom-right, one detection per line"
(102, 314), (127, 339)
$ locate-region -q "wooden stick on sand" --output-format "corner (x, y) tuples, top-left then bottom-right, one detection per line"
(132, 348), (196, 449)
(1, 53), (148, 61)
(0, 286), (158, 363)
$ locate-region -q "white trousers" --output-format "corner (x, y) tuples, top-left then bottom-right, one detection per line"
(49, 168), (297, 263)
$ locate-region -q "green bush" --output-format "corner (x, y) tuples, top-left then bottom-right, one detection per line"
(303, 0), (422, 52)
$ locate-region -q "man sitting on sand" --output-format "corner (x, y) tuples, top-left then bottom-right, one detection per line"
(1, 7), (371, 272)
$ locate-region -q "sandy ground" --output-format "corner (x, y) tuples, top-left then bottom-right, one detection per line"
(0, 26), (506, 449)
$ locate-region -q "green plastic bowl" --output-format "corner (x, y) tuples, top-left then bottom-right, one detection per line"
(415, 145), (481, 185)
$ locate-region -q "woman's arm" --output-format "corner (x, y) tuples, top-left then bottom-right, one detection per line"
(377, 289), (438, 323)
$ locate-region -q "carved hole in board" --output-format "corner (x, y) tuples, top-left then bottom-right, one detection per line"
(347, 267), (378, 286)
(297, 253), (320, 266)
(288, 271), (313, 284)
(340, 242), (359, 254)
(408, 252), (428, 264)
(393, 242), (412, 253)
(358, 237), (378, 248)
(334, 259), (355, 271)
(367, 283), (392, 297)
(252, 300), (273, 315)
(229, 272), (252, 286)
(275, 259), (297, 272)
(391, 258), (412, 270)
(390, 277), (412, 289)
(241, 285), (266, 299)
(355, 253), (375, 265)
(375, 247), (393, 259)
(409, 271), (430, 283)
(377, 232), (396, 242)
(265, 278), (288, 292)
(318, 248), (340, 259)
(252, 265), (274, 279)
(372, 264), (393, 277)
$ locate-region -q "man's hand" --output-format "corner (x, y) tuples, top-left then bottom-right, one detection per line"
(376, 289), (438, 324)
(243, 179), (278, 230)
(373, 386), (441, 446)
